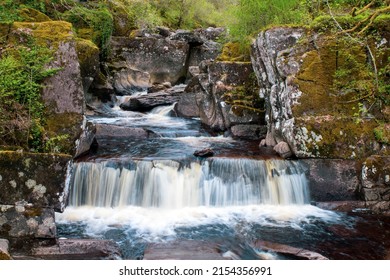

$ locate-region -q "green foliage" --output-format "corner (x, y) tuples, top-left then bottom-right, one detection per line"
(217, 42), (250, 62)
(44, 134), (70, 153)
(0, 0), (22, 23)
(374, 123), (389, 144)
(225, 0), (307, 43)
(378, 56), (390, 106)
(63, 4), (113, 59)
(150, 0), (230, 29)
(222, 0), (310, 56)
(108, 0), (162, 32)
(332, 37), (375, 98)
(221, 73), (264, 114)
(0, 37), (59, 151)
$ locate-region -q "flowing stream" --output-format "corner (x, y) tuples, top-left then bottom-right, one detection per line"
(56, 96), (390, 260)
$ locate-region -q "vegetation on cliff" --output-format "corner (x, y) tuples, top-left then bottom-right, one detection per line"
(0, 36), (59, 151)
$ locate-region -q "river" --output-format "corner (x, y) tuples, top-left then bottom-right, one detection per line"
(56, 97), (390, 260)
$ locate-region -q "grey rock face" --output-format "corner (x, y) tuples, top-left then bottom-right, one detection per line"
(120, 85), (186, 112)
(0, 151), (71, 211)
(301, 159), (359, 201)
(360, 156), (390, 212)
(95, 124), (152, 139)
(251, 27), (305, 152)
(0, 205), (56, 239)
(230, 125), (267, 140)
(273, 141), (293, 159)
(75, 120), (97, 158)
(113, 68), (151, 94)
(176, 61), (265, 138)
(43, 41), (85, 114)
(109, 36), (189, 92)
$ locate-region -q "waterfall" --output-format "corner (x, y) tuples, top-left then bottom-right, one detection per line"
(69, 158), (309, 209)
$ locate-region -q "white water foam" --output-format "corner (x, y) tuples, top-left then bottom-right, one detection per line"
(56, 204), (340, 241)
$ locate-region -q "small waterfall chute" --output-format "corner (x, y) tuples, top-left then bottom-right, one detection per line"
(68, 158), (310, 209)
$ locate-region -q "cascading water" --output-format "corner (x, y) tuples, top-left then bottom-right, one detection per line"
(69, 158), (309, 208)
(56, 98), (351, 259)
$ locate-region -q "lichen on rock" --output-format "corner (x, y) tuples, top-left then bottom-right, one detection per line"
(251, 25), (388, 159)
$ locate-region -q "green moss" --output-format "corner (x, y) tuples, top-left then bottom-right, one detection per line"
(310, 14), (366, 33)
(11, 21), (73, 46)
(76, 38), (99, 61)
(0, 23), (11, 46)
(295, 117), (378, 159)
(63, 5), (113, 58)
(217, 42), (251, 62)
(18, 8), (51, 22)
(76, 28), (95, 42)
(373, 14), (390, 33)
(294, 38), (340, 116)
(45, 112), (83, 155)
(374, 123), (390, 144)
(293, 34), (377, 117)
(76, 38), (99, 77)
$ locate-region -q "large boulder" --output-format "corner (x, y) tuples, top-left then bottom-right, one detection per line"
(251, 26), (387, 158)
(95, 124), (151, 139)
(175, 61), (266, 138)
(108, 36), (189, 93)
(113, 68), (151, 94)
(0, 151), (71, 243)
(120, 85), (186, 112)
(7, 21), (86, 156)
(0, 151), (71, 211)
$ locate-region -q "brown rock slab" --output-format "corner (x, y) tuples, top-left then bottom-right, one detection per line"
(95, 124), (151, 138)
(120, 85), (185, 112)
(143, 240), (227, 260)
(30, 239), (122, 260)
(315, 201), (367, 212)
(254, 240), (328, 260)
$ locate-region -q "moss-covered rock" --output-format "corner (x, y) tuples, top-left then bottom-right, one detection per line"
(45, 113), (84, 155)
(10, 21), (73, 46)
(4, 20), (85, 156)
(251, 25), (389, 159)
(217, 42), (251, 62)
(0, 23), (11, 46)
(18, 8), (51, 22)
(294, 117), (378, 158)
(76, 38), (100, 93)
